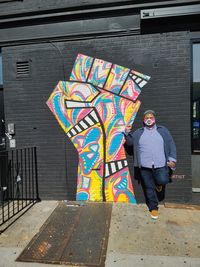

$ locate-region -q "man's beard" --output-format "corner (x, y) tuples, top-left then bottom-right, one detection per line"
(144, 118), (155, 127)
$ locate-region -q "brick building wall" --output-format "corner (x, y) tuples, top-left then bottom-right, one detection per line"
(2, 31), (191, 202)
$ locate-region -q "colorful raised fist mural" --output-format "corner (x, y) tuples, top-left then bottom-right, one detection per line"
(47, 54), (150, 203)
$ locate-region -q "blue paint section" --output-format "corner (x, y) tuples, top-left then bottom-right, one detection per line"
(115, 174), (137, 204)
(109, 134), (124, 155)
(109, 65), (129, 94)
(53, 94), (71, 129)
(76, 191), (89, 201)
(79, 128), (101, 174)
(84, 128), (101, 146)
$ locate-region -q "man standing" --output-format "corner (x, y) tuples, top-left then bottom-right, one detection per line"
(124, 110), (177, 219)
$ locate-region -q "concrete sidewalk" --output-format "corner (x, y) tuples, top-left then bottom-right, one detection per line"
(0, 201), (200, 267)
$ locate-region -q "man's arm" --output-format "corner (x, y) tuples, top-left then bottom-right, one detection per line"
(124, 132), (134, 146)
(124, 125), (134, 146)
(165, 127), (177, 168)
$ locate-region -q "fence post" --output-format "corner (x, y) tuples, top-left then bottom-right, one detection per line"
(34, 147), (41, 202)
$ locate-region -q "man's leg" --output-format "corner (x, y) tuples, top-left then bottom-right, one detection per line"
(154, 166), (170, 201)
(140, 167), (159, 211)
(154, 166), (169, 185)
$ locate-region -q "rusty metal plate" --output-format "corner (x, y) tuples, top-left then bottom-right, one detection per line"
(17, 201), (112, 266)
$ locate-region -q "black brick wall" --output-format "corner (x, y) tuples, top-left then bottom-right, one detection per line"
(2, 31), (191, 202)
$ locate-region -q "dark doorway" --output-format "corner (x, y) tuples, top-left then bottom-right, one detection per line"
(0, 50), (6, 151)
(0, 89), (6, 151)
(192, 42), (200, 191)
(0, 50), (7, 202)
(0, 50), (5, 151)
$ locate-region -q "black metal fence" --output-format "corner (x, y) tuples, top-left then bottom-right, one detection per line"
(0, 147), (40, 233)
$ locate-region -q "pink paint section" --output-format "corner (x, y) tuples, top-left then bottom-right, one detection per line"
(120, 77), (141, 101)
(105, 167), (135, 203)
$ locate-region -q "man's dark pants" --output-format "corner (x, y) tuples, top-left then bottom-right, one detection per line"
(140, 166), (170, 211)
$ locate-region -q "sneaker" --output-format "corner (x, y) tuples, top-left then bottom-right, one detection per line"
(155, 185), (162, 192)
(150, 210), (158, 220)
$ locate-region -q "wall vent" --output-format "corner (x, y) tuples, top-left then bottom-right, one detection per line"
(16, 61), (30, 77)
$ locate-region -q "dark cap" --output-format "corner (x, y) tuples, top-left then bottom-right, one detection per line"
(144, 109), (156, 116)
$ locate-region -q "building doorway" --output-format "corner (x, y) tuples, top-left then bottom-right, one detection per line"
(192, 42), (200, 191)
(0, 51), (5, 151)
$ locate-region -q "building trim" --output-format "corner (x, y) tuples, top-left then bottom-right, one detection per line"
(0, 14), (140, 46)
(0, 0), (199, 25)
(141, 4), (200, 19)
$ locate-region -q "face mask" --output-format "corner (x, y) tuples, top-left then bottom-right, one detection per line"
(144, 117), (155, 127)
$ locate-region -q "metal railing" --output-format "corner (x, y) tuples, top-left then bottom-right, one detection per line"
(0, 147), (40, 233)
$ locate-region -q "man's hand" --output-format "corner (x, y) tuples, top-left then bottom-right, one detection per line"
(125, 125), (132, 134)
(167, 161), (176, 168)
